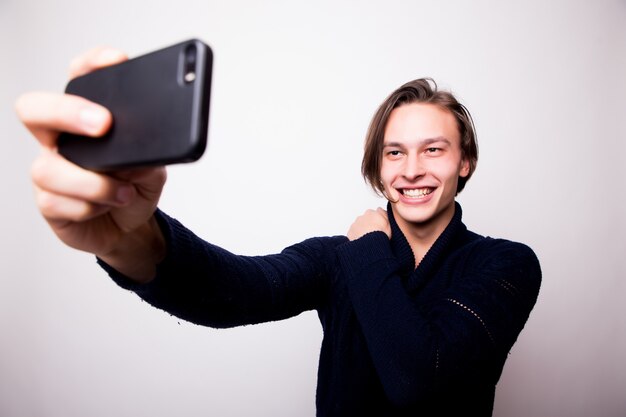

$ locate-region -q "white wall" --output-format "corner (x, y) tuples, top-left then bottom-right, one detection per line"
(1, 0), (625, 416)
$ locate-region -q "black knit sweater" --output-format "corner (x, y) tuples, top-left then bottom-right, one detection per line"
(101, 202), (541, 416)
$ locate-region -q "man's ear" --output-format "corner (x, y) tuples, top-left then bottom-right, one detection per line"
(460, 158), (470, 178)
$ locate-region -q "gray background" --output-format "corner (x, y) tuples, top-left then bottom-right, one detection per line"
(1, 0), (625, 416)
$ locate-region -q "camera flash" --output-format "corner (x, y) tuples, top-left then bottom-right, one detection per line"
(185, 72), (196, 82)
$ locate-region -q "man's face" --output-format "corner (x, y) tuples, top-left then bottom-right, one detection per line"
(381, 103), (469, 235)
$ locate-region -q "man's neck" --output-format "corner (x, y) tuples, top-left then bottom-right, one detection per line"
(392, 203), (456, 268)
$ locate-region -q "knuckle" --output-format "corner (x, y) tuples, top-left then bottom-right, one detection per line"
(71, 204), (97, 223)
(30, 156), (49, 186)
(36, 190), (57, 217)
(154, 167), (168, 185)
(85, 178), (114, 202)
(14, 94), (27, 118)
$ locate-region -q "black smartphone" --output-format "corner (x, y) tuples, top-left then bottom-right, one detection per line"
(58, 39), (212, 170)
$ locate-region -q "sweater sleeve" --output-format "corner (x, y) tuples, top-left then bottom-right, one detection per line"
(99, 209), (348, 328)
(335, 231), (541, 407)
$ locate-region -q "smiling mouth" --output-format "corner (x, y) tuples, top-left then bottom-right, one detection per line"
(401, 188), (435, 198)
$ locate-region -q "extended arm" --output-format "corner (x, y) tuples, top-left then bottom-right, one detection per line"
(101, 210), (347, 328)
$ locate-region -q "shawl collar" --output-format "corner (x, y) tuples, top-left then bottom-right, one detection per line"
(386, 201), (467, 292)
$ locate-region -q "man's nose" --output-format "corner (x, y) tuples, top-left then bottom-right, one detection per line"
(402, 154), (425, 180)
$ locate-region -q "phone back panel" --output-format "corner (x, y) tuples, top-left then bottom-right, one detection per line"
(58, 39), (212, 170)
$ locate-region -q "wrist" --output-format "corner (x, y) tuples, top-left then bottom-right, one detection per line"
(98, 215), (165, 283)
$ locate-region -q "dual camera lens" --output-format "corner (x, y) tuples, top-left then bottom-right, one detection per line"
(182, 44), (197, 84)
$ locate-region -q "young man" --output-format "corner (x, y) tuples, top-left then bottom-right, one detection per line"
(16, 48), (541, 416)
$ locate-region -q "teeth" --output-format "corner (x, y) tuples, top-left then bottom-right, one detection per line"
(402, 188), (433, 198)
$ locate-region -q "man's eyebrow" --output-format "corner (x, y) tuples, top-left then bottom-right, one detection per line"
(422, 137), (451, 146)
(383, 137), (451, 147)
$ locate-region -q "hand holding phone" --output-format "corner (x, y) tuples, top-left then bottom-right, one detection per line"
(15, 43), (190, 281)
(58, 39), (213, 170)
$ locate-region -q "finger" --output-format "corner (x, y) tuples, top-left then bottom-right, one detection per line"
(31, 150), (136, 207)
(112, 166), (168, 198)
(376, 207), (391, 238)
(15, 92), (112, 148)
(68, 47), (128, 79)
(35, 185), (112, 224)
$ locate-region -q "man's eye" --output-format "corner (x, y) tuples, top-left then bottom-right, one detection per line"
(387, 150), (402, 156)
(426, 147), (441, 153)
